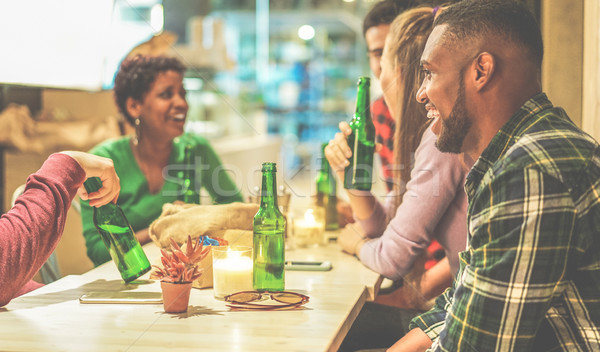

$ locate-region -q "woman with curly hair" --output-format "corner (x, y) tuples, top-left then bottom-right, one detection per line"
(81, 55), (243, 266)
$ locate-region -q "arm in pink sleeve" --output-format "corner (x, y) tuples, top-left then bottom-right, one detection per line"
(0, 153), (85, 306)
(358, 128), (467, 280)
(352, 190), (390, 237)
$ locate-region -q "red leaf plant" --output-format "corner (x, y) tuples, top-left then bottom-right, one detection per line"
(150, 235), (211, 283)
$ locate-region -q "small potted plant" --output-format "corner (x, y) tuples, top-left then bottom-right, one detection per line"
(151, 235), (210, 313)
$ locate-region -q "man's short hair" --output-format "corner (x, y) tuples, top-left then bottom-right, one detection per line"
(434, 0), (543, 67)
(362, 0), (416, 36)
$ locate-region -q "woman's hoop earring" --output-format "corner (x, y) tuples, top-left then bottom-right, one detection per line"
(133, 117), (141, 146)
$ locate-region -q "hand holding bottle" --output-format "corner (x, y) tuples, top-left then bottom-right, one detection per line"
(59, 151), (120, 207)
(325, 121), (352, 180)
(327, 76), (378, 191)
(325, 122), (382, 181)
(83, 176), (151, 283)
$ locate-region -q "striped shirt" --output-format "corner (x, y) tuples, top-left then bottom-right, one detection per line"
(410, 93), (600, 351)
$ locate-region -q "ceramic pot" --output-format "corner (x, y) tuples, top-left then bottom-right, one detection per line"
(160, 281), (193, 313)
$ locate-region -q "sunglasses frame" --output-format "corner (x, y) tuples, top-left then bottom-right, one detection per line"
(224, 291), (309, 310)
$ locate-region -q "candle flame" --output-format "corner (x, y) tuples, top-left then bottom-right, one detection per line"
(226, 247), (242, 260)
(304, 208), (316, 224)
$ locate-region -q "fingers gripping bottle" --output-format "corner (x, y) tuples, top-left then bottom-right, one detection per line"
(84, 177), (151, 283)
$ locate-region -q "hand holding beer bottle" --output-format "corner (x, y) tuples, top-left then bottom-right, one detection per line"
(325, 77), (376, 191)
(84, 177), (151, 283)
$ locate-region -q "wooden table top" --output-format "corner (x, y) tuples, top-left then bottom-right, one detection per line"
(0, 241), (381, 352)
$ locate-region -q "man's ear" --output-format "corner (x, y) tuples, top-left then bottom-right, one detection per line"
(126, 97), (141, 119)
(472, 52), (495, 91)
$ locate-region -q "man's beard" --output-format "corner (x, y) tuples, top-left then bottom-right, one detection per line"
(435, 77), (472, 154)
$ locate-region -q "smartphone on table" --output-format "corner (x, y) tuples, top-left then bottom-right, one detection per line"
(285, 261), (332, 271)
(79, 291), (162, 304)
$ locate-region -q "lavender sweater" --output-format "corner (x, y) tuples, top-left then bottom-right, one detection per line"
(358, 127), (469, 280)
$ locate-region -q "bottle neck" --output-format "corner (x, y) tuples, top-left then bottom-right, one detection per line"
(181, 144), (200, 203)
(354, 78), (371, 124)
(83, 177), (112, 211)
(83, 177), (102, 194)
(316, 163), (329, 193)
(183, 145), (194, 169)
(319, 152), (330, 175)
(260, 170), (279, 210)
(183, 145), (194, 182)
(317, 143), (330, 188)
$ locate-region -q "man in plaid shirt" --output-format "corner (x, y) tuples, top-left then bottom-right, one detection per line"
(389, 0), (600, 351)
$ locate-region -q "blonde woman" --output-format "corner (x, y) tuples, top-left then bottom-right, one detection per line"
(327, 6), (470, 308)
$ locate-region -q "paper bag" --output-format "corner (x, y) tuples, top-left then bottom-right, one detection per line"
(148, 202), (258, 288)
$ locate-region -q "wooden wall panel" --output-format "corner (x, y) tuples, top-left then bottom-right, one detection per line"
(541, 0), (584, 128)
(582, 0), (600, 140)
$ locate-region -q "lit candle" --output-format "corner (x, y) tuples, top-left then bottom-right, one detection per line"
(212, 247), (253, 300)
(293, 208), (325, 247)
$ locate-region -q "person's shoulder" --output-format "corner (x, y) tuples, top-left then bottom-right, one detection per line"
(371, 96), (392, 119)
(502, 109), (599, 180)
(416, 125), (467, 173)
(418, 125), (458, 160)
(89, 136), (130, 156)
(372, 96), (386, 108)
(175, 134), (217, 156)
(176, 133), (210, 147)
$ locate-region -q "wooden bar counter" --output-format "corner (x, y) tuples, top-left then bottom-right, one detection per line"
(0, 241), (381, 351)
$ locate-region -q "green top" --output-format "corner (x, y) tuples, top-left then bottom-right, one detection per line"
(81, 133), (243, 266)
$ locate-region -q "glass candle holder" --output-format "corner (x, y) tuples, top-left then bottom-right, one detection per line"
(212, 246), (253, 300)
(292, 207), (326, 248)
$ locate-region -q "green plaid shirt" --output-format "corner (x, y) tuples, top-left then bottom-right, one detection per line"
(410, 93), (600, 351)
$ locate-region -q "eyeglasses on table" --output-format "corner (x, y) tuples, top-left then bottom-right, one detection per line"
(224, 291), (309, 310)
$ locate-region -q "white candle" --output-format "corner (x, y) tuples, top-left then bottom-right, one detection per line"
(293, 209), (325, 247)
(212, 248), (253, 300)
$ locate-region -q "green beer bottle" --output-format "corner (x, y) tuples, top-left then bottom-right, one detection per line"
(181, 144), (200, 204)
(253, 162), (285, 292)
(316, 143), (338, 231)
(344, 76), (376, 191)
(83, 177), (151, 283)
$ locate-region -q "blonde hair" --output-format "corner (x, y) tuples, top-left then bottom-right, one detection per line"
(386, 7), (435, 211)
(385, 7), (437, 309)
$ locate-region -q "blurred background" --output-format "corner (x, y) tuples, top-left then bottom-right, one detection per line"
(0, 0), (597, 210)
(0, 0), (596, 277)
